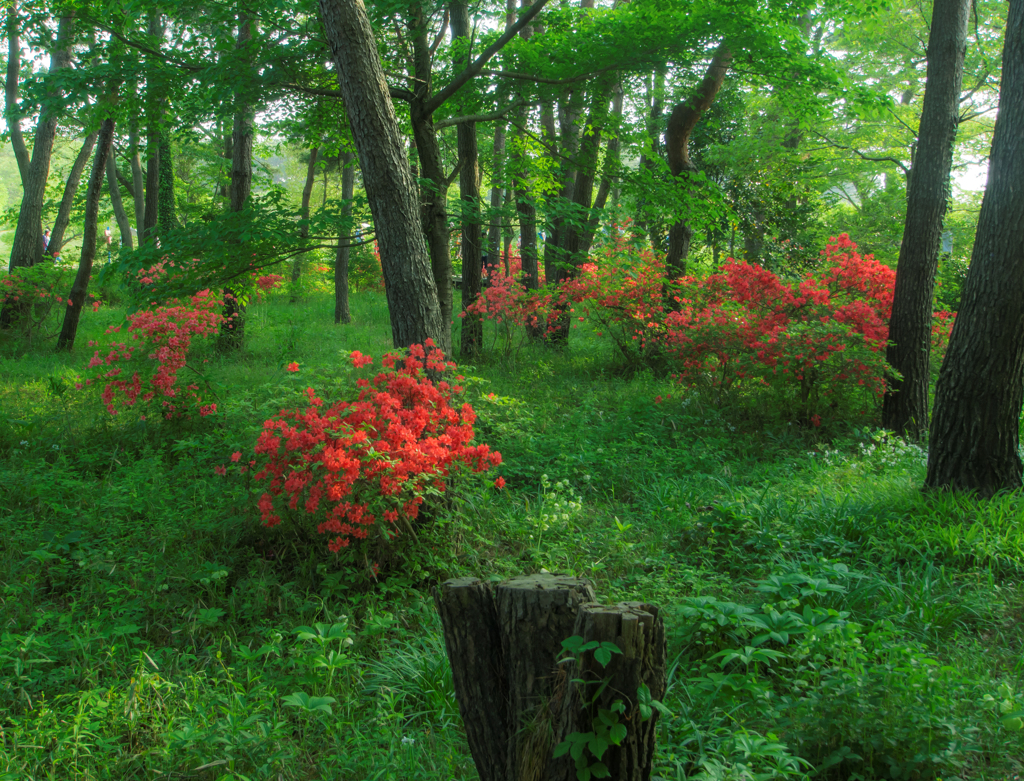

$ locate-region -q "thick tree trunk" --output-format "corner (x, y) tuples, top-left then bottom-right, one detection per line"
(335, 152), (356, 325)
(664, 43), (731, 277)
(925, 0), (1024, 496)
(452, 0), (483, 358)
(318, 0), (445, 349)
(5, 1), (29, 184)
(291, 146), (321, 299)
(143, 127), (161, 243)
(57, 116), (115, 352)
(5, 14), (74, 275)
(435, 574), (665, 781)
(107, 152), (134, 250)
(46, 130), (98, 257)
(882, 0), (970, 441)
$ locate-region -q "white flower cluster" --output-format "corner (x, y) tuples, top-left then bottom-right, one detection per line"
(533, 474), (584, 532)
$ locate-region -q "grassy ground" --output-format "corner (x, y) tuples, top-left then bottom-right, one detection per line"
(1, 290), (1023, 781)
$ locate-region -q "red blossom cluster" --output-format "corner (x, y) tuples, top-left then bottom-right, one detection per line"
(249, 341), (502, 553)
(0, 265), (102, 314)
(77, 289), (224, 417)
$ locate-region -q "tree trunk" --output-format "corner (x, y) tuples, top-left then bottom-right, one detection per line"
(5, 14), (74, 275)
(487, 123), (506, 267)
(925, 0), (1024, 496)
(434, 574), (665, 781)
(57, 115), (115, 352)
(664, 43), (731, 277)
(129, 114), (145, 240)
(143, 128), (161, 243)
(335, 152), (356, 325)
(46, 130), (98, 258)
(452, 0), (483, 358)
(637, 63), (667, 251)
(318, 0), (445, 350)
(107, 152), (134, 250)
(5, 1), (29, 185)
(158, 133), (176, 233)
(582, 80), (624, 256)
(882, 0), (970, 441)
(220, 15), (255, 352)
(292, 146), (321, 300)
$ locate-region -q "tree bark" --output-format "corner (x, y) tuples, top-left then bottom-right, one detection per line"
(5, 1), (29, 185)
(435, 575), (665, 781)
(488, 123), (506, 267)
(554, 603), (667, 781)
(220, 15), (255, 351)
(57, 114), (115, 352)
(925, 0), (1024, 496)
(335, 152), (356, 325)
(664, 43), (731, 276)
(452, 0), (483, 358)
(128, 112), (145, 240)
(158, 133), (177, 234)
(5, 14), (74, 275)
(291, 146), (321, 299)
(318, 0), (445, 350)
(45, 130), (98, 257)
(107, 152), (134, 250)
(882, 0), (970, 441)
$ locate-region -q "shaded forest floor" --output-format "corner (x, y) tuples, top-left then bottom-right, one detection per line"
(1, 290), (1023, 780)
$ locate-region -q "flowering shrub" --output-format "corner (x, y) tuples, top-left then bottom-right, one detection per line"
(77, 289), (224, 418)
(561, 233), (952, 422)
(249, 341), (501, 556)
(0, 263), (102, 340)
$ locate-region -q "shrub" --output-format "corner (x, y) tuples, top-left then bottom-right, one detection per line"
(247, 341), (501, 559)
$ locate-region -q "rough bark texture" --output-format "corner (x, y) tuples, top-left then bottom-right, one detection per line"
(882, 0), (970, 440)
(158, 134), (177, 233)
(435, 574), (665, 781)
(925, 0), (1024, 496)
(554, 603), (666, 781)
(487, 123), (506, 263)
(664, 43), (731, 276)
(143, 128), (161, 243)
(107, 153), (134, 249)
(6, 14), (74, 274)
(318, 0), (445, 349)
(5, 1), (29, 184)
(452, 0), (483, 358)
(335, 152), (355, 325)
(57, 116), (114, 352)
(291, 146), (320, 297)
(433, 578), (510, 781)
(46, 130), (99, 257)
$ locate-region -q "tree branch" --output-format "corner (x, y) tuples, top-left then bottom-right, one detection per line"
(435, 99), (533, 129)
(424, 0), (550, 116)
(814, 132), (911, 176)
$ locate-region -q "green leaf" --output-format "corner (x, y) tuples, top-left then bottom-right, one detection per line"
(588, 735), (609, 760)
(609, 723), (627, 745)
(589, 762), (610, 779)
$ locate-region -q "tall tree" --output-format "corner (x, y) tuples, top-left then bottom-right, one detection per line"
(46, 130), (99, 257)
(335, 151), (356, 325)
(925, 0), (1024, 496)
(291, 146), (321, 299)
(452, 0), (484, 357)
(318, 0), (446, 349)
(5, 13), (75, 275)
(882, 0), (971, 440)
(5, 0), (30, 184)
(57, 103), (117, 351)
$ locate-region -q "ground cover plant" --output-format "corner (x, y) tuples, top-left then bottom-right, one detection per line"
(1, 275), (1023, 781)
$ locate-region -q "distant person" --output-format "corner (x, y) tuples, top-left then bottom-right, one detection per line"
(42, 229), (50, 251)
(104, 226), (112, 245)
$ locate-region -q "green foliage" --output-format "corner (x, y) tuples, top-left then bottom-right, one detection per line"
(1, 289), (1022, 780)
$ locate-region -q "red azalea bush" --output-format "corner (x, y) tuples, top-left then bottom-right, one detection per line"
(0, 263), (102, 340)
(249, 341), (501, 555)
(559, 233), (954, 423)
(77, 289), (223, 418)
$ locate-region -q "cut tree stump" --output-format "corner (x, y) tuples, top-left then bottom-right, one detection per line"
(434, 574), (665, 781)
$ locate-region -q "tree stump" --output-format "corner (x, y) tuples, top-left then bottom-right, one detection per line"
(434, 574), (665, 781)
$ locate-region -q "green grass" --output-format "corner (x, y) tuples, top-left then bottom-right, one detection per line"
(1, 289), (1023, 780)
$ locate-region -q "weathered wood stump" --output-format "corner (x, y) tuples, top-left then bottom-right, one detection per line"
(434, 574), (665, 781)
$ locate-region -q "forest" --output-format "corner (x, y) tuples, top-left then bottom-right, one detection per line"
(2, 0), (1024, 777)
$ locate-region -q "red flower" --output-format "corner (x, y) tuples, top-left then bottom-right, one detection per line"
(286, 362), (300, 372)
(494, 476), (506, 489)
(231, 452), (242, 462)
